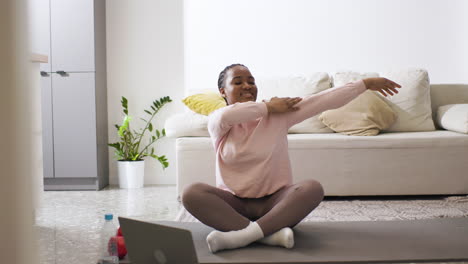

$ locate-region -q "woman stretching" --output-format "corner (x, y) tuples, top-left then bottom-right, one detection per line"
(182, 64), (401, 253)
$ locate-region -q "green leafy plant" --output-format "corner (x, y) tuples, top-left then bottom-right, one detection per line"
(108, 96), (172, 168)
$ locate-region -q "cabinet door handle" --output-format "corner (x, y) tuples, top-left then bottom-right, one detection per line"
(40, 71), (49, 77)
(56, 71), (68, 76)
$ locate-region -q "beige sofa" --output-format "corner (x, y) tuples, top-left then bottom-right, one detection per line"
(166, 70), (468, 198)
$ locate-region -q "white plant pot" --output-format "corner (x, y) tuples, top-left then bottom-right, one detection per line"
(117, 160), (145, 189)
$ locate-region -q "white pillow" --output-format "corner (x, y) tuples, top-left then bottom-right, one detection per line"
(437, 104), (468, 134)
(164, 112), (209, 137)
(379, 68), (435, 132)
(332, 71), (379, 87)
(256, 72), (333, 133)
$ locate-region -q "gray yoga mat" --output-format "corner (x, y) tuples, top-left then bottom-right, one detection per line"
(157, 218), (468, 264)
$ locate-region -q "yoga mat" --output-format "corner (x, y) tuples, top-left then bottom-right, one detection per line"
(156, 218), (468, 264)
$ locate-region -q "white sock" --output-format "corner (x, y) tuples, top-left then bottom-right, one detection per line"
(257, 227), (294, 248)
(206, 221), (264, 253)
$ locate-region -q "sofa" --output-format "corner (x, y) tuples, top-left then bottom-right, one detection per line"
(165, 69), (468, 198)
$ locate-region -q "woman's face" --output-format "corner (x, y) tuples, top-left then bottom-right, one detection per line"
(220, 66), (257, 105)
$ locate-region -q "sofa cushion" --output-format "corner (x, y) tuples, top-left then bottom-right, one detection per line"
(175, 130), (468, 150)
(437, 104), (468, 134)
(332, 71), (379, 87)
(379, 68), (436, 132)
(324, 71), (396, 135)
(256, 72), (333, 133)
(286, 130), (468, 149)
(319, 90), (397, 136)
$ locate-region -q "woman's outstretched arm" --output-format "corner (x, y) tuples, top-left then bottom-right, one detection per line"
(284, 78), (401, 128)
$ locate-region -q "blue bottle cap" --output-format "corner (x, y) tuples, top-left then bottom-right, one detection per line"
(105, 214), (113, 221)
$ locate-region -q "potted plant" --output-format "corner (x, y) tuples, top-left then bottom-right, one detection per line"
(108, 96), (172, 188)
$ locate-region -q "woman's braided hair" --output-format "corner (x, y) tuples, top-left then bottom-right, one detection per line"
(217, 63), (247, 90)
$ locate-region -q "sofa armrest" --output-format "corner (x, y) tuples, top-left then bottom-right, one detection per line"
(436, 104), (468, 134)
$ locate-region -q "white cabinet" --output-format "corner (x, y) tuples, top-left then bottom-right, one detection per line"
(34, 0), (108, 190)
(50, 0), (95, 72)
(40, 75), (54, 178)
(52, 73), (98, 179)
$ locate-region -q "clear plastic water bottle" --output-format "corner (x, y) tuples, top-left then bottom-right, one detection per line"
(100, 213), (119, 264)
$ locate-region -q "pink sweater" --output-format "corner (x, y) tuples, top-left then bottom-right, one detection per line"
(208, 80), (367, 198)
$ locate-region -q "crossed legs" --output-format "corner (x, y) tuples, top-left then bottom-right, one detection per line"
(255, 180), (325, 235)
(181, 179), (324, 252)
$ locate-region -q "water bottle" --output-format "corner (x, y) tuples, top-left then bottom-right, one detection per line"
(100, 214), (119, 264)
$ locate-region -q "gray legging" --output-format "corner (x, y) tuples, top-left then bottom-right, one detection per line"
(181, 179), (324, 237)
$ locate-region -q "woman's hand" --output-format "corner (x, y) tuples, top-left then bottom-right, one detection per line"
(363, 77), (402, 97)
(264, 97), (302, 113)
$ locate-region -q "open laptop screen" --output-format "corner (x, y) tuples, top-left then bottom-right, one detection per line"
(118, 217), (199, 264)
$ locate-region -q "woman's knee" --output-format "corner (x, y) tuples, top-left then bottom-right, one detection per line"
(295, 179), (325, 201)
(181, 182), (211, 208)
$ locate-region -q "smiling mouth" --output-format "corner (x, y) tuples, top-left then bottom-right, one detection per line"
(242, 93), (253, 98)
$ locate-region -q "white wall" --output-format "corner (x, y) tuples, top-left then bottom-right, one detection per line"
(106, 0), (184, 185)
(185, 0), (468, 92)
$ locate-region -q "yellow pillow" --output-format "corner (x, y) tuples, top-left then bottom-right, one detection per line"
(182, 92), (227, 115)
(319, 90), (397, 136)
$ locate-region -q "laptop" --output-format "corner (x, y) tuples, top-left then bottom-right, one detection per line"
(118, 217), (199, 264)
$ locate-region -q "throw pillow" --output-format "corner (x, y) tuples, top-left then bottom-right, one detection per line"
(332, 71), (379, 87)
(379, 68), (436, 132)
(319, 90), (397, 136)
(182, 92), (226, 115)
(255, 72), (333, 133)
(164, 112), (210, 137)
(436, 104), (468, 134)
